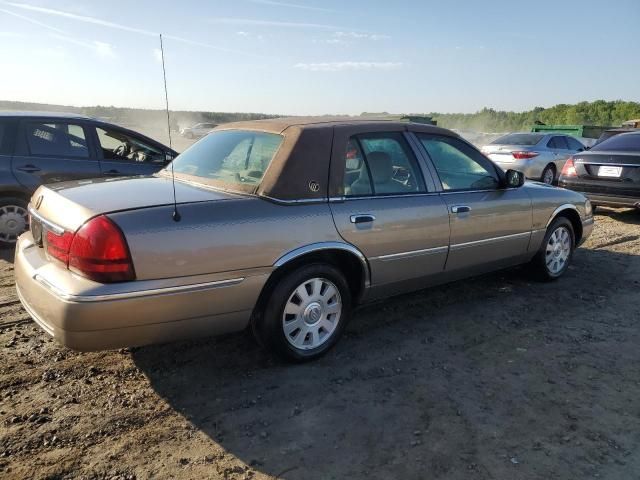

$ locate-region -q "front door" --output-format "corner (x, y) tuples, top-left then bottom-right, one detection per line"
(13, 120), (101, 192)
(415, 133), (532, 272)
(329, 131), (450, 288)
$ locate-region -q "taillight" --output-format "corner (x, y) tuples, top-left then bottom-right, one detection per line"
(512, 151), (539, 159)
(45, 215), (135, 283)
(68, 216), (135, 283)
(561, 158), (577, 177)
(46, 230), (74, 264)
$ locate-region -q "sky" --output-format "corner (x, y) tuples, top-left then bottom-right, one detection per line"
(0, 0), (639, 115)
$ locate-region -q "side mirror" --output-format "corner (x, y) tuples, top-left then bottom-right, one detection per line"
(505, 169), (525, 188)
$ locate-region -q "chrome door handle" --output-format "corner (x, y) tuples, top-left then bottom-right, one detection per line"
(451, 205), (471, 214)
(350, 214), (376, 224)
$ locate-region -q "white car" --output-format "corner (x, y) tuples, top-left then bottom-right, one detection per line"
(179, 122), (217, 139)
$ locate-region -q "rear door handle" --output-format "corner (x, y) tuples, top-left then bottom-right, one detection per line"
(104, 169), (121, 176)
(451, 205), (471, 214)
(350, 214), (376, 224)
(16, 165), (41, 173)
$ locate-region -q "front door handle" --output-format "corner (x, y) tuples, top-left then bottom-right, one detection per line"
(16, 165), (41, 173)
(451, 205), (471, 214)
(350, 214), (376, 224)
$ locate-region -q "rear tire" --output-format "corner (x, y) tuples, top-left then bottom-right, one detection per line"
(530, 217), (575, 281)
(541, 164), (556, 185)
(255, 263), (352, 362)
(0, 197), (29, 247)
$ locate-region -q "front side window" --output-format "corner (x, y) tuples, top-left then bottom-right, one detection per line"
(171, 129), (283, 189)
(25, 122), (89, 158)
(97, 127), (165, 164)
(418, 134), (499, 191)
(343, 132), (426, 196)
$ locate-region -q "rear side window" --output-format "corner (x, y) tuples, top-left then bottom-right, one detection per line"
(0, 121), (15, 155)
(25, 122), (89, 158)
(418, 134), (499, 191)
(491, 133), (543, 146)
(171, 129), (282, 187)
(547, 136), (569, 149)
(591, 133), (640, 152)
(343, 132), (426, 196)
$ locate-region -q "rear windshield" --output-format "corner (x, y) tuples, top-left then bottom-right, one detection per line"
(591, 133), (640, 152)
(491, 133), (543, 146)
(169, 130), (283, 191)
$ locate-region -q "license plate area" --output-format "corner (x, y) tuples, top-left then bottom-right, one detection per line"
(598, 166), (622, 178)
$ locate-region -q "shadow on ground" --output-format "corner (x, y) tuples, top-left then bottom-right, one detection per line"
(133, 247), (640, 479)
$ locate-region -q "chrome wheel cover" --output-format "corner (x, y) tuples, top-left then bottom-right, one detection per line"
(542, 168), (555, 184)
(0, 205), (28, 243)
(282, 277), (342, 350)
(545, 226), (571, 275)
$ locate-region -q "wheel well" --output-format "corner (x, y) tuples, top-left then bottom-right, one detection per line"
(554, 208), (582, 245)
(251, 249), (367, 322)
(0, 191), (31, 204)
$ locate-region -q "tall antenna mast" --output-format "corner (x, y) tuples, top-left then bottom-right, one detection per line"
(159, 33), (180, 222)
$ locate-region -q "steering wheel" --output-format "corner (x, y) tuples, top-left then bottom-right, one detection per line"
(113, 143), (130, 158)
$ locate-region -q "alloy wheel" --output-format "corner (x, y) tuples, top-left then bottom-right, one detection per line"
(545, 226), (571, 275)
(282, 277), (342, 350)
(0, 205), (28, 243)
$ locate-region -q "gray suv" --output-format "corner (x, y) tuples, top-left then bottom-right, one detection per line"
(0, 112), (176, 245)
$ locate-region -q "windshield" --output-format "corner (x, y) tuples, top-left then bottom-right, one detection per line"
(491, 133), (543, 146)
(169, 129), (283, 190)
(591, 133), (640, 152)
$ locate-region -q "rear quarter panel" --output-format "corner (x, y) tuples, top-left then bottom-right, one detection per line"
(108, 198), (342, 281)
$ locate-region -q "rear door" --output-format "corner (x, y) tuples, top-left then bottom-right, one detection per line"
(13, 119), (101, 192)
(415, 133), (532, 272)
(547, 136), (573, 171)
(94, 124), (168, 177)
(329, 128), (450, 289)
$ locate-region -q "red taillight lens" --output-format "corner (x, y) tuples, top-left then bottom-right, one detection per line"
(68, 216), (135, 283)
(561, 158), (577, 177)
(512, 151), (539, 159)
(46, 230), (74, 264)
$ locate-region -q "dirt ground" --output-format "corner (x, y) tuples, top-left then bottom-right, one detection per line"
(1, 208), (639, 480)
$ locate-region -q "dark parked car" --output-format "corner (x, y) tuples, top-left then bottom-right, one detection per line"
(0, 112), (177, 245)
(593, 128), (638, 146)
(559, 131), (640, 209)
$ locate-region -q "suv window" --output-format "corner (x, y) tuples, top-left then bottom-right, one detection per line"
(418, 134), (499, 191)
(566, 136), (585, 151)
(25, 122), (89, 158)
(547, 136), (569, 149)
(97, 127), (165, 164)
(344, 132), (426, 196)
(0, 121), (14, 155)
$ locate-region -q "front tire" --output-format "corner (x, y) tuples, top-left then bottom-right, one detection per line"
(255, 263), (352, 362)
(530, 217), (575, 281)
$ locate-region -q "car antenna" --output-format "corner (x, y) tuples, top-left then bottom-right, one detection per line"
(159, 33), (181, 222)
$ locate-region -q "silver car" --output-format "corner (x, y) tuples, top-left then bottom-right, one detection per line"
(482, 133), (586, 184)
(15, 119), (594, 362)
(179, 122), (217, 139)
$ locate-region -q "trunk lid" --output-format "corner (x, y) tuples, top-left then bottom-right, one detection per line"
(481, 144), (538, 164)
(30, 175), (243, 232)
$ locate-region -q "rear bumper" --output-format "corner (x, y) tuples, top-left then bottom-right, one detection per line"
(14, 234), (268, 351)
(559, 183), (640, 208)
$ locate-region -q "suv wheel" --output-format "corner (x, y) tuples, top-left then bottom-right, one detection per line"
(256, 263), (352, 362)
(541, 164), (556, 185)
(531, 217), (575, 281)
(0, 198), (29, 247)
